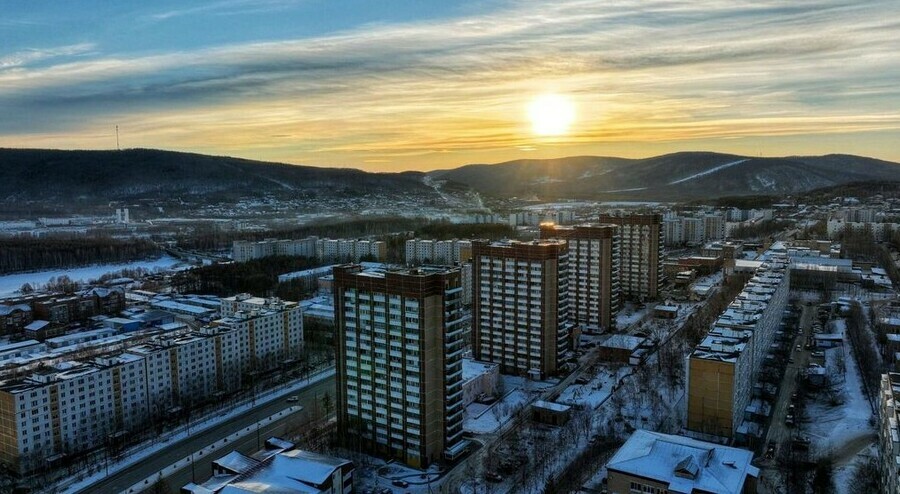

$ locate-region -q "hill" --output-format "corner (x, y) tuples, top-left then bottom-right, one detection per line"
(2, 149), (898, 217)
(429, 152), (900, 201)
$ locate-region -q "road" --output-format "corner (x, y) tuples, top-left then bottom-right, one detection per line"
(78, 375), (335, 494)
(763, 303), (812, 459)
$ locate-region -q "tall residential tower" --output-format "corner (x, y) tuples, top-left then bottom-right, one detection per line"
(333, 265), (468, 468)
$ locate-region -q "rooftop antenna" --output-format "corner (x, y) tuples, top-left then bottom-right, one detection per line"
(116, 125), (120, 151)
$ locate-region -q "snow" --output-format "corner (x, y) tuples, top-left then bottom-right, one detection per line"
(464, 389), (530, 434)
(616, 302), (650, 328)
(668, 159), (749, 185)
(558, 366), (629, 409)
(803, 337), (874, 455)
(607, 430), (758, 494)
(463, 375), (555, 434)
(57, 367), (336, 493)
(0, 256), (186, 297)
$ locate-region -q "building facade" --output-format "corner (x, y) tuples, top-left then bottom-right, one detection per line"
(879, 372), (900, 493)
(333, 265), (468, 468)
(599, 212), (663, 300)
(472, 240), (572, 378)
(0, 298), (302, 472)
(686, 253), (789, 440)
(540, 223), (620, 333)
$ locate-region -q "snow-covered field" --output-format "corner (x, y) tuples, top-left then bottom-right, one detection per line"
(804, 341), (873, 455)
(0, 256), (186, 296)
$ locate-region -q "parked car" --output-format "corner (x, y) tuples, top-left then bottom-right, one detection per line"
(392, 479), (410, 488)
(286, 395), (299, 403)
(484, 472), (503, 483)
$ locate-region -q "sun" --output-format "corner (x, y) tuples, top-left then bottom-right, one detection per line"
(528, 93), (575, 136)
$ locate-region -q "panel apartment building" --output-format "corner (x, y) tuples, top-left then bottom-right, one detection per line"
(233, 237), (386, 263)
(333, 265), (468, 468)
(879, 372), (900, 493)
(405, 239), (473, 266)
(472, 240), (572, 378)
(540, 223), (620, 333)
(0, 298), (302, 472)
(685, 253), (789, 440)
(599, 212), (663, 300)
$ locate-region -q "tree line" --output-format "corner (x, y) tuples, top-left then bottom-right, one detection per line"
(0, 235), (160, 274)
(170, 255), (321, 298)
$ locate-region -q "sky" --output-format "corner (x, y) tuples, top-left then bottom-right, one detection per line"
(1, 0), (899, 171)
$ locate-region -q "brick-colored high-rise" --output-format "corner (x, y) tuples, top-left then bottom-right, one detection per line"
(472, 240), (572, 378)
(540, 223), (620, 333)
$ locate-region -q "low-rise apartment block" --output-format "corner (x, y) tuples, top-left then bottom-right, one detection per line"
(0, 297), (302, 472)
(405, 238), (473, 266)
(686, 253), (789, 441)
(879, 372), (900, 493)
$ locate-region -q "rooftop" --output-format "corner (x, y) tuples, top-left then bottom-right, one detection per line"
(607, 430), (758, 494)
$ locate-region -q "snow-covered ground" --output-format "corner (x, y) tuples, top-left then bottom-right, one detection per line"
(464, 375), (556, 434)
(0, 255), (186, 296)
(558, 365), (630, 409)
(804, 339), (874, 457)
(615, 302), (650, 328)
(668, 159), (749, 185)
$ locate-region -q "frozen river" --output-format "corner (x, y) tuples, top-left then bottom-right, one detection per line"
(0, 256), (186, 297)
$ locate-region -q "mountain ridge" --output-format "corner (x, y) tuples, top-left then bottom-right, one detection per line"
(0, 148), (898, 211)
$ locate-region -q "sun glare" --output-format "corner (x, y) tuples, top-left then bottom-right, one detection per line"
(528, 93), (575, 136)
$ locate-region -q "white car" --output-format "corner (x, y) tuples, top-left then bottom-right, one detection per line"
(287, 395), (299, 403)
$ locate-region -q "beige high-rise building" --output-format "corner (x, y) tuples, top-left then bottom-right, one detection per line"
(599, 212), (663, 300)
(472, 240), (572, 378)
(540, 223), (620, 333)
(333, 265), (468, 468)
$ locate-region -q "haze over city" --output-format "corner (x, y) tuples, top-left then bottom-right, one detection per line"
(2, 0), (900, 170)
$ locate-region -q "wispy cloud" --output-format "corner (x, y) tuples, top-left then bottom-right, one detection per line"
(1, 0), (898, 169)
(148, 0), (301, 21)
(0, 43), (96, 70)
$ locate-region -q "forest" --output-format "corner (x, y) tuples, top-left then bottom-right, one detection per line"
(0, 235), (160, 274)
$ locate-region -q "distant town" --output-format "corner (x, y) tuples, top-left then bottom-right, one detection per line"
(0, 187), (897, 494)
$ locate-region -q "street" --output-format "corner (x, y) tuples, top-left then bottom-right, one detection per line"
(76, 374), (335, 494)
(759, 303), (811, 487)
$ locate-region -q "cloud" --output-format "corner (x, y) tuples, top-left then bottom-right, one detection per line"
(0, 0), (898, 168)
(0, 43), (96, 69)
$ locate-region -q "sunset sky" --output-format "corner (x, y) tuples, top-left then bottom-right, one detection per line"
(2, 0), (899, 171)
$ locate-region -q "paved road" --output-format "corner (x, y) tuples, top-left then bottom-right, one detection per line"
(77, 374), (336, 494)
(763, 303), (812, 459)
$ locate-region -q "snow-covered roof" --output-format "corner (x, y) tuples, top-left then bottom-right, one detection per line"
(533, 400), (571, 413)
(0, 303), (30, 316)
(607, 430), (758, 494)
(24, 320), (49, 331)
(214, 450), (259, 474)
(601, 334), (645, 351)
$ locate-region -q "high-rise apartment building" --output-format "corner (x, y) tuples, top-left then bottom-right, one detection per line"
(472, 240), (572, 378)
(540, 224), (619, 333)
(333, 265), (468, 468)
(599, 212), (663, 300)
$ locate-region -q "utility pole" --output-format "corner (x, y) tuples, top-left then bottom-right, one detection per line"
(116, 125), (120, 151)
